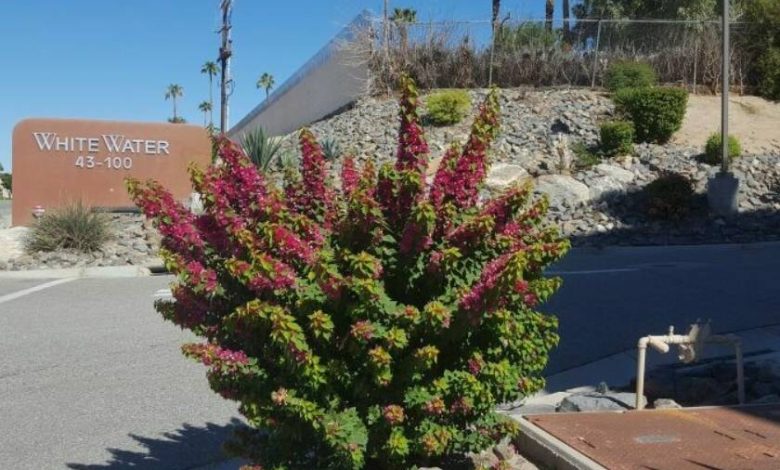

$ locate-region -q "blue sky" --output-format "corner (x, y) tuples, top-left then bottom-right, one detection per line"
(0, 0), (556, 172)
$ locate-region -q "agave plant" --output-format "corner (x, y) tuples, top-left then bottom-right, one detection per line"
(240, 127), (285, 172)
(321, 137), (342, 161)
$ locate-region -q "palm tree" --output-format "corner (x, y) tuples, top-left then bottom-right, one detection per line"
(200, 61), (219, 125)
(165, 84), (183, 122)
(256, 73), (275, 99)
(390, 8), (417, 55)
(545, 0), (554, 32)
(489, 0), (501, 85)
(563, 0), (571, 41)
(198, 101), (212, 127)
(492, 0), (501, 33)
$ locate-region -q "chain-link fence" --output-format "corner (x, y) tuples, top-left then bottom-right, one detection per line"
(354, 18), (756, 95)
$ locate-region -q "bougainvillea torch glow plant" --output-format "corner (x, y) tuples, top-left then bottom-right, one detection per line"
(127, 75), (569, 470)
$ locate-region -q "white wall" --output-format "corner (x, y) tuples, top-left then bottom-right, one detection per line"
(229, 13), (371, 139)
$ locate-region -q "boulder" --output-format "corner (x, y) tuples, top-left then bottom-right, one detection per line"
(653, 398), (683, 409)
(595, 163), (635, 184)
(535, 174), (590, 208)
(558, 391), (646, 412)
(588, 163), (637, 200)
(486, 163), (530, 191)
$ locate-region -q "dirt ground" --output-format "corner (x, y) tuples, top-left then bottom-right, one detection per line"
(672, 94), (780, 155)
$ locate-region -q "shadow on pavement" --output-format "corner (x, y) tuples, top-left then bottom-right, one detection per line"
(66, 419), (243, 470)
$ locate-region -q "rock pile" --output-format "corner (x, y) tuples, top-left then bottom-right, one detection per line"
(283, 88), (780, 247)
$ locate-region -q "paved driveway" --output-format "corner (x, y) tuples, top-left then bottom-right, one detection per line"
(0, 276), (239, 470)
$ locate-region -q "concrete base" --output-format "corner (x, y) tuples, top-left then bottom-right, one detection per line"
(707, 172), (740, 216)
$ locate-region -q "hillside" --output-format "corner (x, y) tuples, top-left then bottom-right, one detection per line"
(284, 87), (780, 246)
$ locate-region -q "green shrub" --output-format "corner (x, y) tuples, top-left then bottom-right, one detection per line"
(703, 133), (742, 166)
(604, 61), (657, 92)
(599, 120), (635, 156)
(644, 172), (695, 221)
(426, 89), (471, 126)
(127, 75), (569, 469)
(571, 141), (601, 169)
(614, 87), (688, 144)
(757, 47), (780, 101)
(25, 202), (111, 252)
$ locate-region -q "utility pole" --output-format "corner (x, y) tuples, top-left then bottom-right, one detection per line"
(219, 0), (233, 134)
(383, 0), (389, 59)
(707, 0), (739, 216)
(720, 0), (730, 174)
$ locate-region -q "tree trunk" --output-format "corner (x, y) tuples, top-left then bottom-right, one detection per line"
(563, 0), (571, 41)
(400, 26), (408, 59)
(209, 76), (214, 125)
(492, 0), (500, 32)
(545, 0), (554, 32)
(173, 98), (178, 121)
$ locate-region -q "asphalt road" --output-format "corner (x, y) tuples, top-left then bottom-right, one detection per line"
(1, 242), (779, 468)
(546, 242), (780, 374)
(0, 276), (239, 470)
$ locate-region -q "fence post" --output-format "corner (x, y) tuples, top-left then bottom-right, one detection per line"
(590, 20), (603, 89)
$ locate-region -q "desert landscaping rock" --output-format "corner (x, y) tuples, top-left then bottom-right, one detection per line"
(558, 391), (647, 412)
(653, 398), (683, 409)
(5, 88), (780, 273)
(277, 88), (780, 248)
(0, 213), (159, 271)
(486, 163), (530, 191)
(535, 174), (591, 208)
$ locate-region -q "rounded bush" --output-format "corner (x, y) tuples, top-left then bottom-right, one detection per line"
(25, 202), (111, 253)
(644, 172), (695, 221)
(614, 87), (688, 144)
(703, 133), (742, 166)
(425, 89), (472, 126)
(604, 61), (657, 92)
(128, 76), (569, 469)
(599, 120), (635, 156)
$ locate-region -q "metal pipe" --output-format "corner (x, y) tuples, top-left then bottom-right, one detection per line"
(636, 339), (648, 410)
(637, 327), (745, 411)
(721, 0), (730, 174)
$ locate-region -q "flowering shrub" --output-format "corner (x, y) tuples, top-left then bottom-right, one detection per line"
(127, 75), (569, 470)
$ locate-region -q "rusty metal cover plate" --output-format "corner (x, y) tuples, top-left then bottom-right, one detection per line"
(529, 404), (780, 469)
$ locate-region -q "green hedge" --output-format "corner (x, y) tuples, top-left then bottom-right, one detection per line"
(604, 61), (657, 92)
(599, 120), (635, 156)
(426, 89), (471, 126)
(703, 133), (742, 166)
(614, 87), (688, 144)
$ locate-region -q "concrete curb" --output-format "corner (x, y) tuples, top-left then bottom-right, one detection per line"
(0, 265), (152, 279)
(513, 415), (606, 470)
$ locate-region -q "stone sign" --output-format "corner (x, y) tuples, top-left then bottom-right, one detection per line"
(12, 118), (211, 226)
